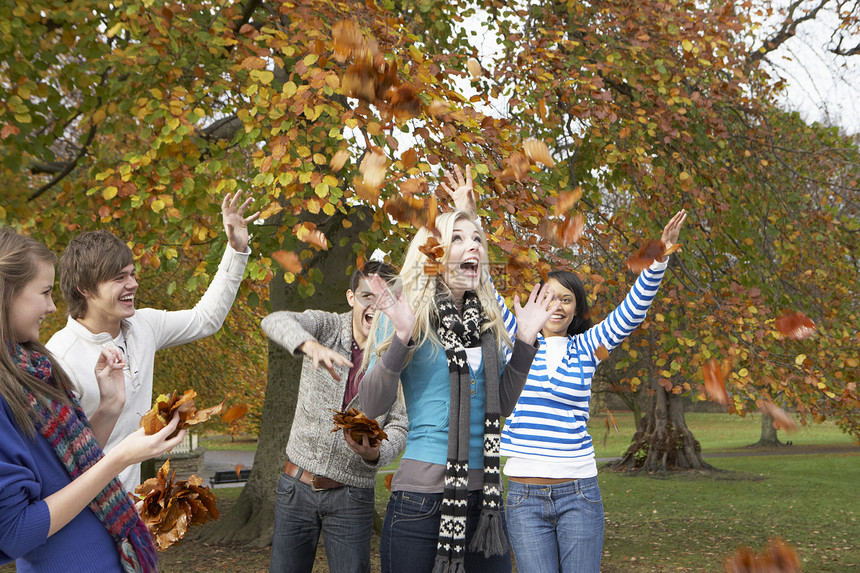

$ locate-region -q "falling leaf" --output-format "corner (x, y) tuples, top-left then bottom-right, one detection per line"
(387, 82), (421, 122)
(332, 407), (388, 447)
(135, 460), (219, 550)
(221, 404), (250, 424)
(330, 149), (350, 172)
(524, 138), (556, 167)
(383, 194), (425, 227)
(556, 188), (583, 214)
(399, 177), (428, 196)
(725, 537), (800, 573)
(595, 345), (609, 361)
(295, 222), (329, 250)
(427, 99), (451, 117)
(271, 250), (302, 274)
(234, 464), (244, 479)
(331, 20), (364, 63)
(662, 243), (682, 256)
(342, 59), (377, 102)
(757, 400), (798, 432)
(702, 359), (730, 405)
(384, 473), (393, 491)
(360, 148), (387, 189)
(774, 310), (816, 340)
(466, 57), (482, 78)
(504, 252), (529, 283)
(140, 390), (224, 437)
(557, 213), (585, 246)
(626, 240), (666, 272)
(507, 152), (530, 181)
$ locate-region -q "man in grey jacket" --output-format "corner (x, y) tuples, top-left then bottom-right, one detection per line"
(262, 260), (407, 573)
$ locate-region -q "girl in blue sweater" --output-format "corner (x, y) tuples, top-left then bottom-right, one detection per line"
(500, 210), (686, 573)
(0, 228), (185, 572)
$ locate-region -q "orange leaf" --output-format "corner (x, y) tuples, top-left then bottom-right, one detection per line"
(359, 148), (387, 189)
(384, 473), (393, 491)
(595, 345), (609, 361)
(234, 464), (244, 479)
(556, 188), (582, 214)
(774, 310), (816, 340)
(757, 400), (798, 432)
(271, 250), (302, 274)
(702, 359), (730, 405)
(332, 407), (388, 447)
(387, 82), (421, 122)
(427, 99), (451, 117)
(331, 20), (364, 63)
(524, 138), (556, 167)
(221, 404), (250, 424)
(557, 213), (584, 246)
(399, 177), (428, 196)
(419, 236), (445, 261)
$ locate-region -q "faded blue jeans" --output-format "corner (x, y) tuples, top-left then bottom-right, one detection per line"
(269, 472), (374, 573)
(380, 490), (513, 573)
(504, 476), (604, 573)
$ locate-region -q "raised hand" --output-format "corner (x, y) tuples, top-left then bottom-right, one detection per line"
(661, 209), (687, 257)
(512, 283), (562, 345)
(367, 274), (415, 345)
(440, 164), (477, 219)
(299, 339), (353, 381)
(222, 190), (261, 252)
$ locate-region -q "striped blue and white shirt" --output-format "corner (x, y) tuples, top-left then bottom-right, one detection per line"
(499, 260), (667, 478)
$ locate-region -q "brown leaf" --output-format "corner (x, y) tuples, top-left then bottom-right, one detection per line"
(342, 59), (377, 102)
(427, 99), (450, 117)
(556, 188), (582, 214)
(387, 82), (421, 122)
(332, 407), (388, 447)
(272, 250), (302, 274)
(523, 138), (556, 167)
(626, 240), (666, 272)
(725, 537), (800, 573)
(774, 310), (816, 340)
(757, 400), (798, 432)
(557, 213), (585, 246)
(383, 195), (425, 227)
(296, 222), (329, 250)
(331, 20), (364, 63)
(384, 472), (393, 491)
(702, 359), (730, 405)
(595, 345), (609, 361)
(399, 177), (428, 196)
(330, 149), (350, 172)
(139, 390), (224, 437)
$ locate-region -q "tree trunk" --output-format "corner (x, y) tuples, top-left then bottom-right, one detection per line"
(746, 413), (787, 447)
(612, 377), (714, 472)
(196, 209), (371, 546)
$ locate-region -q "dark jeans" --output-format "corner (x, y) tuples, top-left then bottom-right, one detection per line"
(380, 490), (513, 573)
(269, 472), (374, 573)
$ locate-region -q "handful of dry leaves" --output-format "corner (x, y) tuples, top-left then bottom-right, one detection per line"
(134, 460), (219, 550)
(140, 389), (223, 437)
(332, 407), (388, 447)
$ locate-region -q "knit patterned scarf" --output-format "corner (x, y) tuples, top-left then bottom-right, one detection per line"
(432, 291), (507, 573)
(11, 343), (157, 573)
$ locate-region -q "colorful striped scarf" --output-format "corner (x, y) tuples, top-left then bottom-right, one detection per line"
(11, 342), (157, 573)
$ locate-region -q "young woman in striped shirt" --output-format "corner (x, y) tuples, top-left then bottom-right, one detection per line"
(500, 210), (687, 573)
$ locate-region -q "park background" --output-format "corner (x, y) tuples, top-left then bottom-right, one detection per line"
(2, 0), (858, 571)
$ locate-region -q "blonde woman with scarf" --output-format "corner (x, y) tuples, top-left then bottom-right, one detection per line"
(360, 168), (559, 573)
(0, 228), (185, 572)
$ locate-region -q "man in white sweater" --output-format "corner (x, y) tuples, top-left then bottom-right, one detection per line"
(47, 192), (259, 489)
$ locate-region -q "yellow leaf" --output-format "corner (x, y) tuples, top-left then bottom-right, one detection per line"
(152, 199), (165, 213)
(103, 186), (118, 200)
(92, 108), (107, 125)
(323, 202), (335, 216)
(681, 40), (693, 52)
(106, 22), (123, 38)
(254, 70), (274, 84)
(795, 354), (806, 366)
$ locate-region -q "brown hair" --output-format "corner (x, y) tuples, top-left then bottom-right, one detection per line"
(0, 227), (76, 436)
(59, 230), (134, 319)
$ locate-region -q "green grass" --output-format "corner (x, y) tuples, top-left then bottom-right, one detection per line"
(598, 453), (859, 572)
(589, 411), (856, 458)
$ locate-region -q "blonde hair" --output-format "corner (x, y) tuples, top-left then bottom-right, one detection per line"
(363, 211), (510, 370)
(0, 227), (76, 436)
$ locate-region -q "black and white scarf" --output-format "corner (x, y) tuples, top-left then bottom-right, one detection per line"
(432, 290), (507, 573)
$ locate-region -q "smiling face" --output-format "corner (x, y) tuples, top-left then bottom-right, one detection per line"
(348, 276), (379, 348)
(9, 259), (57, 344)
(442, 218), (485, 300)
(542, 277), (576, 338)
(78, 263), (138, 337)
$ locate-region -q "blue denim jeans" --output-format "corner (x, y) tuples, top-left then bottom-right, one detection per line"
(269, 472), (374, 573)
(380, 490), (513, 573)
(504, 477), (604, 573)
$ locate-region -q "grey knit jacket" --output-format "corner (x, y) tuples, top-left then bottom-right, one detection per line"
(261, 309), (407, 488)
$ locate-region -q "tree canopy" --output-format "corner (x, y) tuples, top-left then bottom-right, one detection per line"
(2, 0), (857, 447)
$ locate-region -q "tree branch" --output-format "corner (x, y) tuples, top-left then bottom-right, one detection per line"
(752, 0), (828, 61)
(28, 123), (97, 201)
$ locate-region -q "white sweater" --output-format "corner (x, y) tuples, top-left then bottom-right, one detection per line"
(46, 246), (250, 488)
